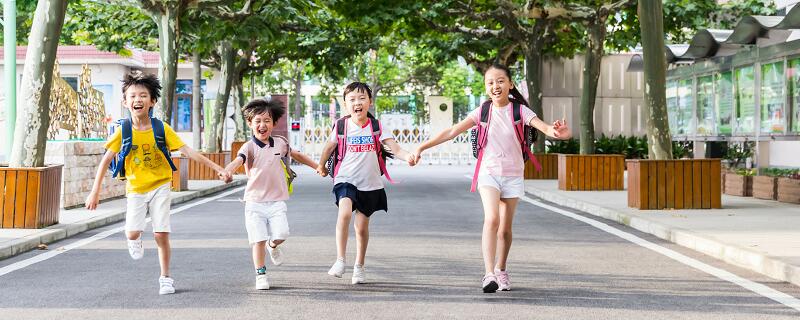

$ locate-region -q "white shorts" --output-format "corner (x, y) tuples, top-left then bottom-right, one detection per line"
(244, 201), (290, 245)
(477, 174), (525, 199)
(125, 183), (172, 233)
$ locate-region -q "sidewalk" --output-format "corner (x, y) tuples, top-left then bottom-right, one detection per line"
(524, 178), (800, 287)
(0, 179), (245, 261)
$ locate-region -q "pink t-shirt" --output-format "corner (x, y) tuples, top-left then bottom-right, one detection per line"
(468, 103), (537, 177)
(237, 137), (290, 202)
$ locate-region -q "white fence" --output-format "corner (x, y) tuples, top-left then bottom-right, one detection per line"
(301, 126), (475, 165)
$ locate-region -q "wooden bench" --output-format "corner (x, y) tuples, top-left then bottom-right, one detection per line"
(558, 154), (624, 190)
(0, 165), (63, 228)
(524, 153), (558, 179)
(627, 159), (721, 210)
(188, 153), (229, 180)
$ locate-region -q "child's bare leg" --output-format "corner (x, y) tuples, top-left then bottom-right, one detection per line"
(353, 211), (370, 266)
(154, 232), (171, 277)
(336, 198), (354, 260)
(126, 231), (143, 240)
(496, 198), (519, 271)
(478, 187), (501, 275)
(252, 241), (267, 269)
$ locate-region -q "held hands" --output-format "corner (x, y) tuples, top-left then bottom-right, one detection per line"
(406, 153), (417, 167)
(316, 164), (328, 177)
(410, 147), (423, 165)
(217, 168), (233, 183)
(552, 118), (571, 139)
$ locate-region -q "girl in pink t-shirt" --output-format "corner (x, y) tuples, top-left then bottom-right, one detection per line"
(413, 63), (571, 293)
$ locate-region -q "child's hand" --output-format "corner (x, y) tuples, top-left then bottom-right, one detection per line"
(218, 169), (232, 183)
(316, 164), (328, 177)
(407, 153), (417, 167)
(85, 192), (100, 210)
(552, 118), (571, 139)
(411, 147), (423, 164)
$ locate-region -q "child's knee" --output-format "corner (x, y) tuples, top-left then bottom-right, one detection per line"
(126, 231), (142, 240)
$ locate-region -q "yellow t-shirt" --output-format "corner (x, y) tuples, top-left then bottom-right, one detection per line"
(105, 122), (185, 194)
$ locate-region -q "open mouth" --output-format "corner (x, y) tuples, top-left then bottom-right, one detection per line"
(353, 106), (364, 114)
(257, 127), (268, 135)
(133, 103), (144, 111)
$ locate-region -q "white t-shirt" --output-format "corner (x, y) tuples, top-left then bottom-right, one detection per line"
(328, 117), (392, 191)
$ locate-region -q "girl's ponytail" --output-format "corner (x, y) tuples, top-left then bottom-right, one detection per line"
(509, 87), (530, 107)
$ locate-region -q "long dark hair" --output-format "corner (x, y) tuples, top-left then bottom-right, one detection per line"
(486, 63), (530, 107)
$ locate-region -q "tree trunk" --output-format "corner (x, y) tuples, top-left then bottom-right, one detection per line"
(578, 19), (607, 155)
(192, 51), (202, 149)
(639, 0), (673, 160)
(203, 41), (235, 153)
(293, 63), (303, 119)
(153, 6), (181, 123)
(233, 75), (248, 141)
(10, 0), (68, 167)
(525, 24), (547, 153)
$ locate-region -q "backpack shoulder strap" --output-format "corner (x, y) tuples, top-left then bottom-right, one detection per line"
(480, 100), (491, 123)
(512, 101), (522, 123)
(151, 118), (177, 171)
(272, 135), (290, 157)
(368, 118), (395, 184)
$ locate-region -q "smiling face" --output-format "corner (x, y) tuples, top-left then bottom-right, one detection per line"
(124, 84), (156, 118)
(484, 67), (514, 105)
(248, 111), (274, 142)
(344, 88), (371, 122)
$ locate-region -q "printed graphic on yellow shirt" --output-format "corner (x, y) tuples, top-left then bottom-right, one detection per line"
(130, 143), (164, 170)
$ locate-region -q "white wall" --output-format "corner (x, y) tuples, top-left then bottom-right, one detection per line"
(768, 141), (800, 167)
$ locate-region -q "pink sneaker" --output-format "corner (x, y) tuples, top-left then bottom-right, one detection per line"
(495, 269), (511, 291)
(482, 274), (498, 293)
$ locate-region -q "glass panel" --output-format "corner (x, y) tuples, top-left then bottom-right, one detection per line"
(761, 61), (785, 133)
(175, 97), (192, 131)
(676, 79), (693, 135)
(176, 80), (192, 94)
(666, 80), (678, 134)
(735, 66), (755, 134)
(789, 58), (800, 132)
(696, 75), (715, 135)
(716, 71), (734, 135)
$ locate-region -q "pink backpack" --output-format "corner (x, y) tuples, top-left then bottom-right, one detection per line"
(325, 115), (395, 183)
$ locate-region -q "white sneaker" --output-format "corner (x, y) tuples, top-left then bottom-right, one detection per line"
(327, 259), (345, 278)
(158, 276), (175, 295)
(352, 265), (366, 284)
(255, 274), (269, 290)
(267, 245), (284, 266)
(127, 238), (143, 260)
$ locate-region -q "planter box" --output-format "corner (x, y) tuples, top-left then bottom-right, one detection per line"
(753, 176), (778, 200)
(188, 153), (229, 180)
(45, 141), (126, 208)
(0, 165), (63, 228)
(524, 153), (558, 179)
(724, 173), (753, 197)
(171, 156), (189, 191)
(627, 159), (721, 210)
(558, 154), (624, 191)
(230, 141), (246, 174)
(777, 178), (800, 204)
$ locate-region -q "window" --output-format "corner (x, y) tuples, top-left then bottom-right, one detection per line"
(789, 58), (800, 133)
(170, 80), (206, 132)
(666, 80), (678, 135)
(761, 61), (786, 133)
(676, 78), (693, 136)
(716, 71), (734, 135)
(62, 76), (78, 92)
(735, 66), (756, 134)
(696, 75), (715, 135)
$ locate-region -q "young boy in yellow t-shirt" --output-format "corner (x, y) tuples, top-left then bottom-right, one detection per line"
(85, 71), (230, 295)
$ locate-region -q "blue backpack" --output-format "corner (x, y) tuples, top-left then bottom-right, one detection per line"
(108, 117), (177, 180)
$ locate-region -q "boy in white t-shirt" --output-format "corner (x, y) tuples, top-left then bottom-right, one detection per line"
(316, 82), (417, 284)
(223, 99), (318, 290)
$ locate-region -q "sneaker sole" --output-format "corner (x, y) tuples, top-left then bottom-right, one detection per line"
(328, 271), (343, 278)
(483, 281), (499, 293)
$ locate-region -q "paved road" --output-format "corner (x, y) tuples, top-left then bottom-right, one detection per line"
(1, 165), (799, 320)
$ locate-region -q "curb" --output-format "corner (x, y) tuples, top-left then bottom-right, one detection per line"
(525, 185), (800, 287)
(0, 180), (246, 261)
